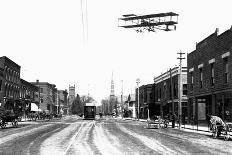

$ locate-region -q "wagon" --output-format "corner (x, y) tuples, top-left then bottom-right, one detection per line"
(0, 109), (19, 129)
(146, 115), (169, 129)
(210, 115), (232, 141)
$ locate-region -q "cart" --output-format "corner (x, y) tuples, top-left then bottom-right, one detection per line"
(146, 115), (169, 129)
(0, 109), (19, 129)
(210, 115), (232, 141)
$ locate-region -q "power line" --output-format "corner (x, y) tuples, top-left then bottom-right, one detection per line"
(80, 0), (85, 46)
(85, 0), (88, 43)
(80, 0), (88, 46)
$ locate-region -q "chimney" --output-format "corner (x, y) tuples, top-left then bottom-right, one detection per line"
(215, 28), (219, 35)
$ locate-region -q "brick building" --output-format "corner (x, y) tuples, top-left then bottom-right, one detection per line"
(187, 27), (232, 123)
(136, 84), (153, 119)
(31, 81), (57, 113)
(58, 89), (68, 115)
(68, 85), (75, 114)
(0, 56), (21, 111)
(153, 67), (188, 118)
(20, 78), (38, 117)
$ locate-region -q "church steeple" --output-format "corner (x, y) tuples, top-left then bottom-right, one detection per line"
(110, 72), (115, 97)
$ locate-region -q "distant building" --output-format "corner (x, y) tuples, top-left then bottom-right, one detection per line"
(125, 94), (136, 118)
(31, 81), (57, 113)
(20, 78), (38, 117)
(187, 27), (232, 122)
(109, 72), (115, 114)
(0, 56), (21, 110)
(68, 85), (75, 114)
(153, 67), (188, 118)
(136, 84), (153, 119)
(58, 89), (68, 115)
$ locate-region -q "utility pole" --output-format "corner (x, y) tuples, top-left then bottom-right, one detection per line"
(121, 80), (123, 117)
(136, 78), (140, 120)
(57, 89), (59, 114)
(177, 51), (185, 129)
(170, 68), (174, 114)
(36, 80), (40, 110)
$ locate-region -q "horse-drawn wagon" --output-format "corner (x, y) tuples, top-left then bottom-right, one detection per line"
(0, 107), (19, 129)
(146, 115), (169, 129)
(209, 115), (232, 141)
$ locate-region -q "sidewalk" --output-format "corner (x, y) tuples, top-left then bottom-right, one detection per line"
(122, 117), (212, 135)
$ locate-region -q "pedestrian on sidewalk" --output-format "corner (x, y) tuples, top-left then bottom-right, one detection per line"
(171, 112), (176, 128)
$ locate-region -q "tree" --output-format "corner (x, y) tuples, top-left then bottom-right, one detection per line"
(71, 94), (82, 115)
(71, 94), (96, 115)
(80, 95), (95, 104)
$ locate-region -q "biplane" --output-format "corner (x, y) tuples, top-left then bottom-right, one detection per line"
(118, 12), (179, 32)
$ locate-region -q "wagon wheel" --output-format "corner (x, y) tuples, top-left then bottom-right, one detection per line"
(0, 120), (6, 129)
(224, 132), (230, 141)
(212, 125), (218, 139)
(13, 119), (18, 127)
(224, 126), (230, 141)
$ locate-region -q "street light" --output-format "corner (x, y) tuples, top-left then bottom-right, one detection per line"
(136, 78), (140, 120)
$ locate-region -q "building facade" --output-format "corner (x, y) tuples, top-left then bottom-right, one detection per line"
(136, 84), (153, 119)
(68, 85), (75, 114)
(125, 94), (136, 118)
(31, 82), (57, 113)
(0, 56), (21, 112)
(20, 78), (38, 117)
(153, 67), (188, 119)
(187, 28), (232, 123)
(58, 89), (68, 115)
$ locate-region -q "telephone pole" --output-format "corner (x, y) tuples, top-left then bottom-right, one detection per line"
(177, 51), (185, 129)
(121, 80), (124, 117)
(136, 78), (140, 120)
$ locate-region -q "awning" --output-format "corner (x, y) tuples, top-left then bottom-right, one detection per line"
(31, 103), (39, 111)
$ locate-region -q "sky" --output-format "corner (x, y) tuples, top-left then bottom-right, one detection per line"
(1, 0), (232, 104)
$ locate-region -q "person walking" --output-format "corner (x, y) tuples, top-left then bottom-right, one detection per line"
(171, 112), (176, 128)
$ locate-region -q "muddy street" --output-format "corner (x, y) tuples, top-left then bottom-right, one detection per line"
(1, 116), (232, 155)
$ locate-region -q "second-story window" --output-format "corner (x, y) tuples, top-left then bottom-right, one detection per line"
(183, 84), (187, 95)
(174, 83), (178, 97)
(190, 72), (194, 90)
(211, 63), (215, 86)
(40, 88), (43, 93)
(224, 58), (229, 83)
(163, 82), (167, 99)
(199, 68), (203, 88)
(0, 80), (2, 91)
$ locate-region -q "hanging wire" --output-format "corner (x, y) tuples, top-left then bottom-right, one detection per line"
(85, 0), (88, 43)
(80, 0), (86, 46)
